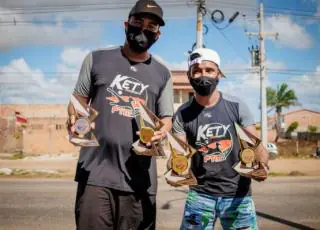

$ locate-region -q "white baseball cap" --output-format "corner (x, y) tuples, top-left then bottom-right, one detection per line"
(188, 48), (225, 77)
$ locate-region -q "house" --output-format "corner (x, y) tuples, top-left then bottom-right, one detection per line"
(172, 70), (194, 110)
(257, 109), (320, 142)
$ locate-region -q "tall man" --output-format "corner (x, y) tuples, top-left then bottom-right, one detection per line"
(172, 48), (269, 230)
(67, 1), (173, 229)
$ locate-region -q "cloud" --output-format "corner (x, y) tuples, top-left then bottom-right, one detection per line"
(0, 0), (259, 50)
(153, 54), (188, 70)
(60, 48), (90, 68)
(265, 15), (313, 49)
(290, 65), (320, 101)
(266, 60), (287, 70)
(0, 47), (93, 103)
(0, 7), (102, 50)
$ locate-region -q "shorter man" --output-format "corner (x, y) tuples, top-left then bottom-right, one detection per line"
(171, 48), (269, 230)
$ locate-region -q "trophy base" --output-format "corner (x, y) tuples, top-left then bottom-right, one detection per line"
(69, 135), (99, 147)
(233, 161), (254, 177)
(164, 170), (197, 186)
(132, 140), (167, 157)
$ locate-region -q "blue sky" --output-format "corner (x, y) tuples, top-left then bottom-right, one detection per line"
(0, 0), (319, 121)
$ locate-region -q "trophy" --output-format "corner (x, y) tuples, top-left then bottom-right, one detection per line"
(164, 132), (197, 186)
(132, 102), (167, 157)
(68, 94), (99, 147)
(233, 122), (261, 176)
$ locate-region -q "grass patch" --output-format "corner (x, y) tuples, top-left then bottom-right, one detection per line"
(0, 169), (73, 178)
(269, 170), (306, 177)
(10, 153), (25, 160)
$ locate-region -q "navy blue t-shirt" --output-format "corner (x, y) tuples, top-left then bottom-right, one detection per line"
(172, 93), (255, 197)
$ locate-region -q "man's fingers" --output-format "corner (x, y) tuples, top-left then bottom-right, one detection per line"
(166, 179), (181, 187)
(70, 115), (76, 125)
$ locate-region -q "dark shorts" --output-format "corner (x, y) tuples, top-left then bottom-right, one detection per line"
(75, 182), (156, 230)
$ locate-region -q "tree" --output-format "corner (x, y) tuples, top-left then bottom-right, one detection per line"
(308, 125), (318, 134)
(267, 83), (299, 142)
(286, 121), (299, 134)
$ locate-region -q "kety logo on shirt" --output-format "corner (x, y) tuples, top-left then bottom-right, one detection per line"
(106, 74), (149, 118)
(196, 123), (234, 163)
(110, 74), (149, 96)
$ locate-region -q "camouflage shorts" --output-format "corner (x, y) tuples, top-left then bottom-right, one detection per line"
(180, 190), (258, 230)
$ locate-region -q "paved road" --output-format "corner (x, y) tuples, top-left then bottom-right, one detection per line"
(0, 177), (319, 230)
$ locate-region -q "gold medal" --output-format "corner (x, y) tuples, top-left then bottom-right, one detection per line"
(140, 127), (155, 144)
(171, 155), (189, 175)
(240, 148), (255, 166)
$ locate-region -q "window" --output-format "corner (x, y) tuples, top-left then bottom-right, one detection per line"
(56, 124), (65, 130)
(174, 89), (181, 103)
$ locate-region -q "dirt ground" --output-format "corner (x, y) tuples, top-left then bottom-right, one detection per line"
(1, 157), (320, 177)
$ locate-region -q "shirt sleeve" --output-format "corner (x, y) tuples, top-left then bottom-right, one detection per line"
(73, 52), (93, 97)
(238, 99), (255, 127)
(172, 109), (186, 136)
(156, 73), (174, 118)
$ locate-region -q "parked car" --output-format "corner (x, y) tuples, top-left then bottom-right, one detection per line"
(267, 143), (278, 160)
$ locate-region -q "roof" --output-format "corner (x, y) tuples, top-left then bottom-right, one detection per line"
(281, 109), (320, 116)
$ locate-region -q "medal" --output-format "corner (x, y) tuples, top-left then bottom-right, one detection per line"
(140, 127), (155, 144)
(171, 155), (189, 175)
(240, 148), (255, 167)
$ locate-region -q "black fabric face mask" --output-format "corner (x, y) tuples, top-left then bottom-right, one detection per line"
(189, 76), (219, 96)
(125, 24), (158, 53)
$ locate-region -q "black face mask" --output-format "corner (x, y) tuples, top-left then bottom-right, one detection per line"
(189, 76), (219, 96)
(125, 24), (158, 53)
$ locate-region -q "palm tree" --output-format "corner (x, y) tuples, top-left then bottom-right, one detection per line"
(267, 83), (299, 142)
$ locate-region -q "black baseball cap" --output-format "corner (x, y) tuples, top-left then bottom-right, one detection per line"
(129, 0), (165, 26)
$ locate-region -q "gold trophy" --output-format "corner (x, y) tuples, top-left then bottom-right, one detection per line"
(132, 102), (167, 157)
(233, 122), (261, 176)
(164, 132), (197, 186)
(68, 94), (99, 147)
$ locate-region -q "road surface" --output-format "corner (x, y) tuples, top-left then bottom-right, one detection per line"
(0, 177), (319, 230)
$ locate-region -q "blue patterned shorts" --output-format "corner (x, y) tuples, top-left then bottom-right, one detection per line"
(180, 189), (258, 230)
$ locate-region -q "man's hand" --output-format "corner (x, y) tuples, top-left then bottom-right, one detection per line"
(66, 114), (76, 134)
(136, 129), (167, 147)
(165, 178), (182, 187)
(66, 112), (96, 137)
(248, 162), (269, 182)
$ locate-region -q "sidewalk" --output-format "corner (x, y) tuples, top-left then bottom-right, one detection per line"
(1, 154), (320, 177)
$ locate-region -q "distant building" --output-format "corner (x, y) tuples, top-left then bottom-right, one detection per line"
(0, 104), (77, 154)
(0, 71), (194, 154)
(172, 70), (194, 110)
(256, 109), (320, 142)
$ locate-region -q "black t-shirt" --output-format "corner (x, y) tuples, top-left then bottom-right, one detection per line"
(73, 47), (173, 195)
(172, 93), (255, 197)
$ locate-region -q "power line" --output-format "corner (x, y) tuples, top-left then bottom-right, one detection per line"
(0, 1), (190, 15)
(205, 9), (250, 63)
(0, 1), (318, 19)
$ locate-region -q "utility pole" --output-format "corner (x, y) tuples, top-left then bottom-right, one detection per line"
(246, 3), (278, 147)
(196, 0), (205, 48)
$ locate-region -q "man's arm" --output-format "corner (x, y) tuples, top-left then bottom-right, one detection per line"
(150, 72), (174, 144)
(238, 98), (269, 181)
(243, 125), (269, 166)
(66, 52), (92, 134)
(67, 94), (90, 133)
(243, 125), (269, 182)
(150, 117), (172, 144)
